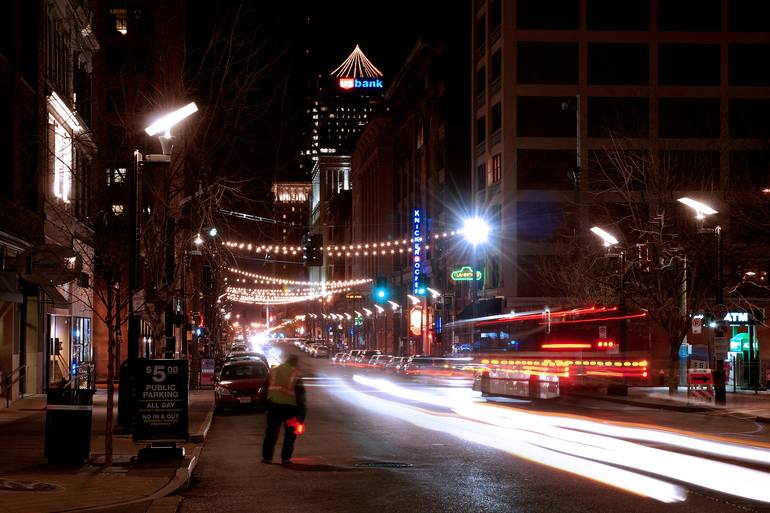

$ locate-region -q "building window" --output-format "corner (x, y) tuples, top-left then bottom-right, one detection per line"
(106, 167), (126, 186)
(490, 153), (502, 183)
(111, 204), (124, 215)
(729, 1), (770, 31)
(476, 67), (486, 95)
(517, 150), (576, 190)
(491, 103), (502, 132)
(49, 115), (72, 203)
(517, 96), (577, 137)
(659, 44), (720, 86)
(588, 44), (648, 85)
(518, 0), (578, 29)
(476, 116), (487, 144)
(659, 98), (720, 138)
(587, 97), (649, 138)
(477, 163), (487, 190)
(490, 0), (501, 28)
(109, 8), (128, 35)
(475, 15), (486, 50)
(730, 99), (770, 139)
(658, 0), (720, 31)
(491, 49), (502, 81)
(729, 45), (770, 86)
(517, 43), (578, 84)
(586, 0), (649, 30)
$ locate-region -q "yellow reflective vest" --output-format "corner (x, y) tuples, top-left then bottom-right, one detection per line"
(267, 363), (299, 406)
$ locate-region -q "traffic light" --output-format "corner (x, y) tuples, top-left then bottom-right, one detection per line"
(302, 233), (323, 266)
(373, 276), (389, 302)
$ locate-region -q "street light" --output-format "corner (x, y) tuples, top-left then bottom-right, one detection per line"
(461, 217), (490, 246)
(678, 197), (730, 400)
(590, 226), (626, 354)
(128, 102), (199, 365)
(407, 294), (420, 306)
(387, 301), (400, 311)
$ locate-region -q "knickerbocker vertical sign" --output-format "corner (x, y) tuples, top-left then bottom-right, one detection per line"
(133, 359), (189, 443)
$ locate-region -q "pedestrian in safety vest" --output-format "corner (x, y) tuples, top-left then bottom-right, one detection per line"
(262, 354), (306, 464)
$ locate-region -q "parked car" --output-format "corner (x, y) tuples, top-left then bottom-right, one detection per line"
(355, 349), (382, 364)
(229, 342), (248, 353)
(214, 360), (269, 412)
(331, 352), (346, 364)
(224, 351), (269, 367)
(314, 346), (331, 358)
(384, 356), (406, 373)
(369, 354), (391, 369)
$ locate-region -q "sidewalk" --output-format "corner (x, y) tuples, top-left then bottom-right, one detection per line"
(568, 386), (770, 421)
(0, 388), (214, 513)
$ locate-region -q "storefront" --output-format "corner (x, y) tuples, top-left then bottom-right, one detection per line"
(720, 310), (764, 391)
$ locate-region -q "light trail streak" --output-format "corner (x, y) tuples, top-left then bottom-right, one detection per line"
(347, 375), (770, 504)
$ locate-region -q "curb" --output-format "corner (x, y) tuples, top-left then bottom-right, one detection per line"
(63, 403), (214, 513)
(190, 408), (215, 444)
(564, 391), (715, 413)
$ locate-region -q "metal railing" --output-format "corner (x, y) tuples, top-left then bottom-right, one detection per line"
(2, 365), (25, 407)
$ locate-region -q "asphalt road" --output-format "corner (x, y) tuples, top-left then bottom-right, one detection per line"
(179, 346), (770, 513)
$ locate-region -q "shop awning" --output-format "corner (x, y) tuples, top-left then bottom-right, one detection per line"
(0, 272), (22, 303)
(457, 297), (503, 321)
(41, 285), (70, 309)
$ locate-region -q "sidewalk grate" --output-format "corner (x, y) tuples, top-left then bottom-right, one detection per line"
(355, 462), (414, 469)
(0, 479), (63, 492)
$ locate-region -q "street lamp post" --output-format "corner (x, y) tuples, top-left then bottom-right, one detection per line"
(461, 216), (490, 354)
(677, 197), (728, 403)
(590, 226), (626, 353)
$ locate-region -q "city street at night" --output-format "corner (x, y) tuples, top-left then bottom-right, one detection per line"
(2, 1), (770, 512)
(179, 347), (770, 513)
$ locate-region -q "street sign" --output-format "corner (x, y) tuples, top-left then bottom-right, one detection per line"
(200, 358), (216, 387)
(133, 359), (189, 443)
(691, 316), (702, 334)
(687, 368), (715, 405)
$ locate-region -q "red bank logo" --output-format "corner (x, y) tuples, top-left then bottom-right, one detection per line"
(339, 78), (355, 89)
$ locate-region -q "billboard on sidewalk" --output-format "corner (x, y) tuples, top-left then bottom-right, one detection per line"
(133, 359), (189, 443)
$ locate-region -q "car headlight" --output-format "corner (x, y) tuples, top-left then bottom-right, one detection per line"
(215, 385), (232, 396)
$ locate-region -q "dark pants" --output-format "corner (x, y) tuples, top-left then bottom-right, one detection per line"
(262, 403), (299, 462)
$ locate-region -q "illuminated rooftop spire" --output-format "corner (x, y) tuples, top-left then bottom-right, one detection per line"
(330, 45), (383, 78)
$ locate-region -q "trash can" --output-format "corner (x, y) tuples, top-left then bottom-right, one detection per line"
(44, 387), (95, 464)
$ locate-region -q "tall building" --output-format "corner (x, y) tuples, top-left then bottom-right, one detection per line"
(305, 45), (384, 160)
(0, 0), (100, 398)
(93, 0), (187, 380)
(471, 0), (770, 309)
(272, 182), (311, 246)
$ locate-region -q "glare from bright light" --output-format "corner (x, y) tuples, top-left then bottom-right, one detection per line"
(208, 227), (218, 237)
(342, 375), (770, 505)
(193, 233), (203, 245)
(145, 102), (199, 136)
(461, 217), (490, 245)
(427, 287), (441, 298)
(677, 197), (718, 220)
(374, 305), (385, 314)
(387, 300), (400, 311)
(407, 294), (420, 305)
(362, 308), (373, 316)
(590, 226), (619, 247)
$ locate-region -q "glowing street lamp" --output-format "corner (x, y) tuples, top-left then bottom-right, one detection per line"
(363, 308), (373, 317)
(461, 217), (490, 246)
(426, 287), (441, 299)
(677, 197), (718, 220)
(193, 233), (204, 245)
(374, 305), (385, 314)
(590, 226), (619, 247)
(387, 300), (400, 311)
(145, 102), (199, 137)
(407, 294), (420, 306)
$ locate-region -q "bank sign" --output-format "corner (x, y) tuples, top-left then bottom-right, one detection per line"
(412, 208), (422, 295)
(338, 77), (384, 90)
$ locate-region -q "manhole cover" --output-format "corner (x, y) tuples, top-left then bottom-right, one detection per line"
(0, 479), (63, 492)
(355, 462), (414, 469)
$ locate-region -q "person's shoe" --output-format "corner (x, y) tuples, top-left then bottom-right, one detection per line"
(281, 459), (292, 465)
(261, 458), (272, 464)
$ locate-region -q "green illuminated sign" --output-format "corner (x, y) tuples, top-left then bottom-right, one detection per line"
(451, 266), (482, 281)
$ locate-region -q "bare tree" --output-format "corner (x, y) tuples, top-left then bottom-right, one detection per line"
(539, 136), (718, 393)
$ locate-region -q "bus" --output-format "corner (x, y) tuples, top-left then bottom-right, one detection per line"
(447, 305), (651, 399)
